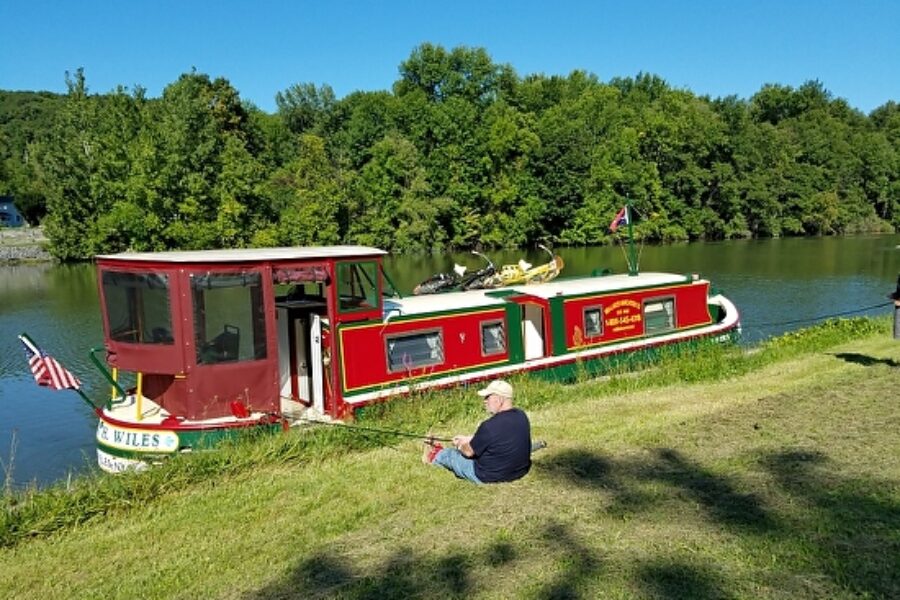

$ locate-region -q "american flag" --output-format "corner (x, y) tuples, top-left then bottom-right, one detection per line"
(18, 334), (82, 391)
(609, 206), (629, 232)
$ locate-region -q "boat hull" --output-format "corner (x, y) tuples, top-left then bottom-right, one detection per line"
(94, 404), (283, 473)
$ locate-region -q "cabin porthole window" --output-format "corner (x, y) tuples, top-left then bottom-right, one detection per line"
(583, 307), (603, 338)
(480, 320), (506, 356)
(386, 330), (444, 372)
(643, 297), (676, 334)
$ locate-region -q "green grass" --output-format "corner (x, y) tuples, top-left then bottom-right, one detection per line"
(1, 317), (898, 599)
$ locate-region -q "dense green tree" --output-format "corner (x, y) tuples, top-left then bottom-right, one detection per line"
(2, 45), (896, 259)
(347, 133), (449, 252)
(395, 44), (503, 105)
(327, 90), (399, 170)
(276, 82), (336, 135)
(0, 91), (65, 222)
(261, 133), (344, 246)
(40, 70), (121, 259)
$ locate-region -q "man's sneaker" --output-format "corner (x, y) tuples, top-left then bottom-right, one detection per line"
(422, 435), (443, 464)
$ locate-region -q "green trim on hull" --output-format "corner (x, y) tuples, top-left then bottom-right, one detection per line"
(528, 329), (739, 384)
(505, 302), (525, 363)
(549, 295), (567, 355)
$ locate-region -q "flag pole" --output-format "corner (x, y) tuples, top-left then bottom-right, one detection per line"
(626, 197), (637, 276)
(73, 388), (98, 410)
(18, 332), (98, 410)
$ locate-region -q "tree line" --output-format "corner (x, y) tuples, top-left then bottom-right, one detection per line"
(1, 44), (898, 260)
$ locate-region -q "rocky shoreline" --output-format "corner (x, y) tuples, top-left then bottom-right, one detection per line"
(0, 244), (52, 262)
(0, 227), (53, 263)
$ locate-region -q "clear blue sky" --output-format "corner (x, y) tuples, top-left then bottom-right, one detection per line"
(2, 0), (898, 114)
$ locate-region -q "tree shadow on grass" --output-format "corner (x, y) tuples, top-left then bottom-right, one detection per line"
(537, 447), (774, 533)
(245, 520), (609, 599)
(246, 537), (516, 600)
(761, 449), (900, 598)
(531, 520), (604, 599)
(246, 447), (899, 598)
(831, 352), (900, 368)
(643, 448), (774, 532)
(636, 559), (734, 600)
(535, 448), (659, 515)
(245, 548), (447, 600)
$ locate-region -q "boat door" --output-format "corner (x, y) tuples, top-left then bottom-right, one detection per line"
(522, 303), (545, 360)
(276, 309), (313, 404)
(310, 314), (325, 414)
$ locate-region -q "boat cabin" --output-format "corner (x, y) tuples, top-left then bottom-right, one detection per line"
(96, 246), (388, 421)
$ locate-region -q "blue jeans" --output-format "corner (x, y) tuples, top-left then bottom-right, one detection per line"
(433, 448), (483, 484)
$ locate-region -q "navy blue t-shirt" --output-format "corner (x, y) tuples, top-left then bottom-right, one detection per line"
(470, 408), (531, 483)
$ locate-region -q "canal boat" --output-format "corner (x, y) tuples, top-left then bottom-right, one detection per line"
(89, 245), (740, 473)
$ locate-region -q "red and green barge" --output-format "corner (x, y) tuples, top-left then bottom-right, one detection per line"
(91, 246), (740, 472)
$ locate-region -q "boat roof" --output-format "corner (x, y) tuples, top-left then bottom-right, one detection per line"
(391, 272), (700, 316)
(96, 245), (387, 264)
(505, 271), (695, 299)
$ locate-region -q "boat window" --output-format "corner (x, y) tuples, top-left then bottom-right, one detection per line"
(643, 297), (676, 334)
(101, 271), (173, 344)
(386, 330), (444, 372)
(480, 320), (506, 356)
(583, 307), (603, 337)
(273, 267), (328, 306)
(337, 261), (379, 313)
(191, 272), (267, 364)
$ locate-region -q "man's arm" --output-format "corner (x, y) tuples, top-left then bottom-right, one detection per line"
(453, 435), (474, 457)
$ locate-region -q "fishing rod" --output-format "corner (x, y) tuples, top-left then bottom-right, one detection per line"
(294, 416), (549, 452)
(294, 416), (453, 443)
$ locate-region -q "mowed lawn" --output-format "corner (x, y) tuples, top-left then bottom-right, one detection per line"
(1, 334), (898, 599)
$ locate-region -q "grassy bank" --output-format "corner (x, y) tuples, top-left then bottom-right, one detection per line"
(1, 319), (898, 599)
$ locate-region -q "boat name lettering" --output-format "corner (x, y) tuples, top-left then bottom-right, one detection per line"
(97, 448), (150, 474)
(96, 421), (179, 453)
(603, 300), (642, 333)
(604, 300), (641, 314)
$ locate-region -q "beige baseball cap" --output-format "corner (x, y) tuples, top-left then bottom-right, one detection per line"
(476, 380), (514, 400)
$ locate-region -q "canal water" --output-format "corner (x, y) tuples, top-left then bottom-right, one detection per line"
(1, 235), (898, 487)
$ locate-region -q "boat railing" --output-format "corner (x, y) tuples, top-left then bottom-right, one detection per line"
(89, 346), (130, 410)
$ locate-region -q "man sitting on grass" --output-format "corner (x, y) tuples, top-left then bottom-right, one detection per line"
(423, 379), (531, 484)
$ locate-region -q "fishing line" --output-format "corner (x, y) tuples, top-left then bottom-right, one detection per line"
(752, 301), (892, 328)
